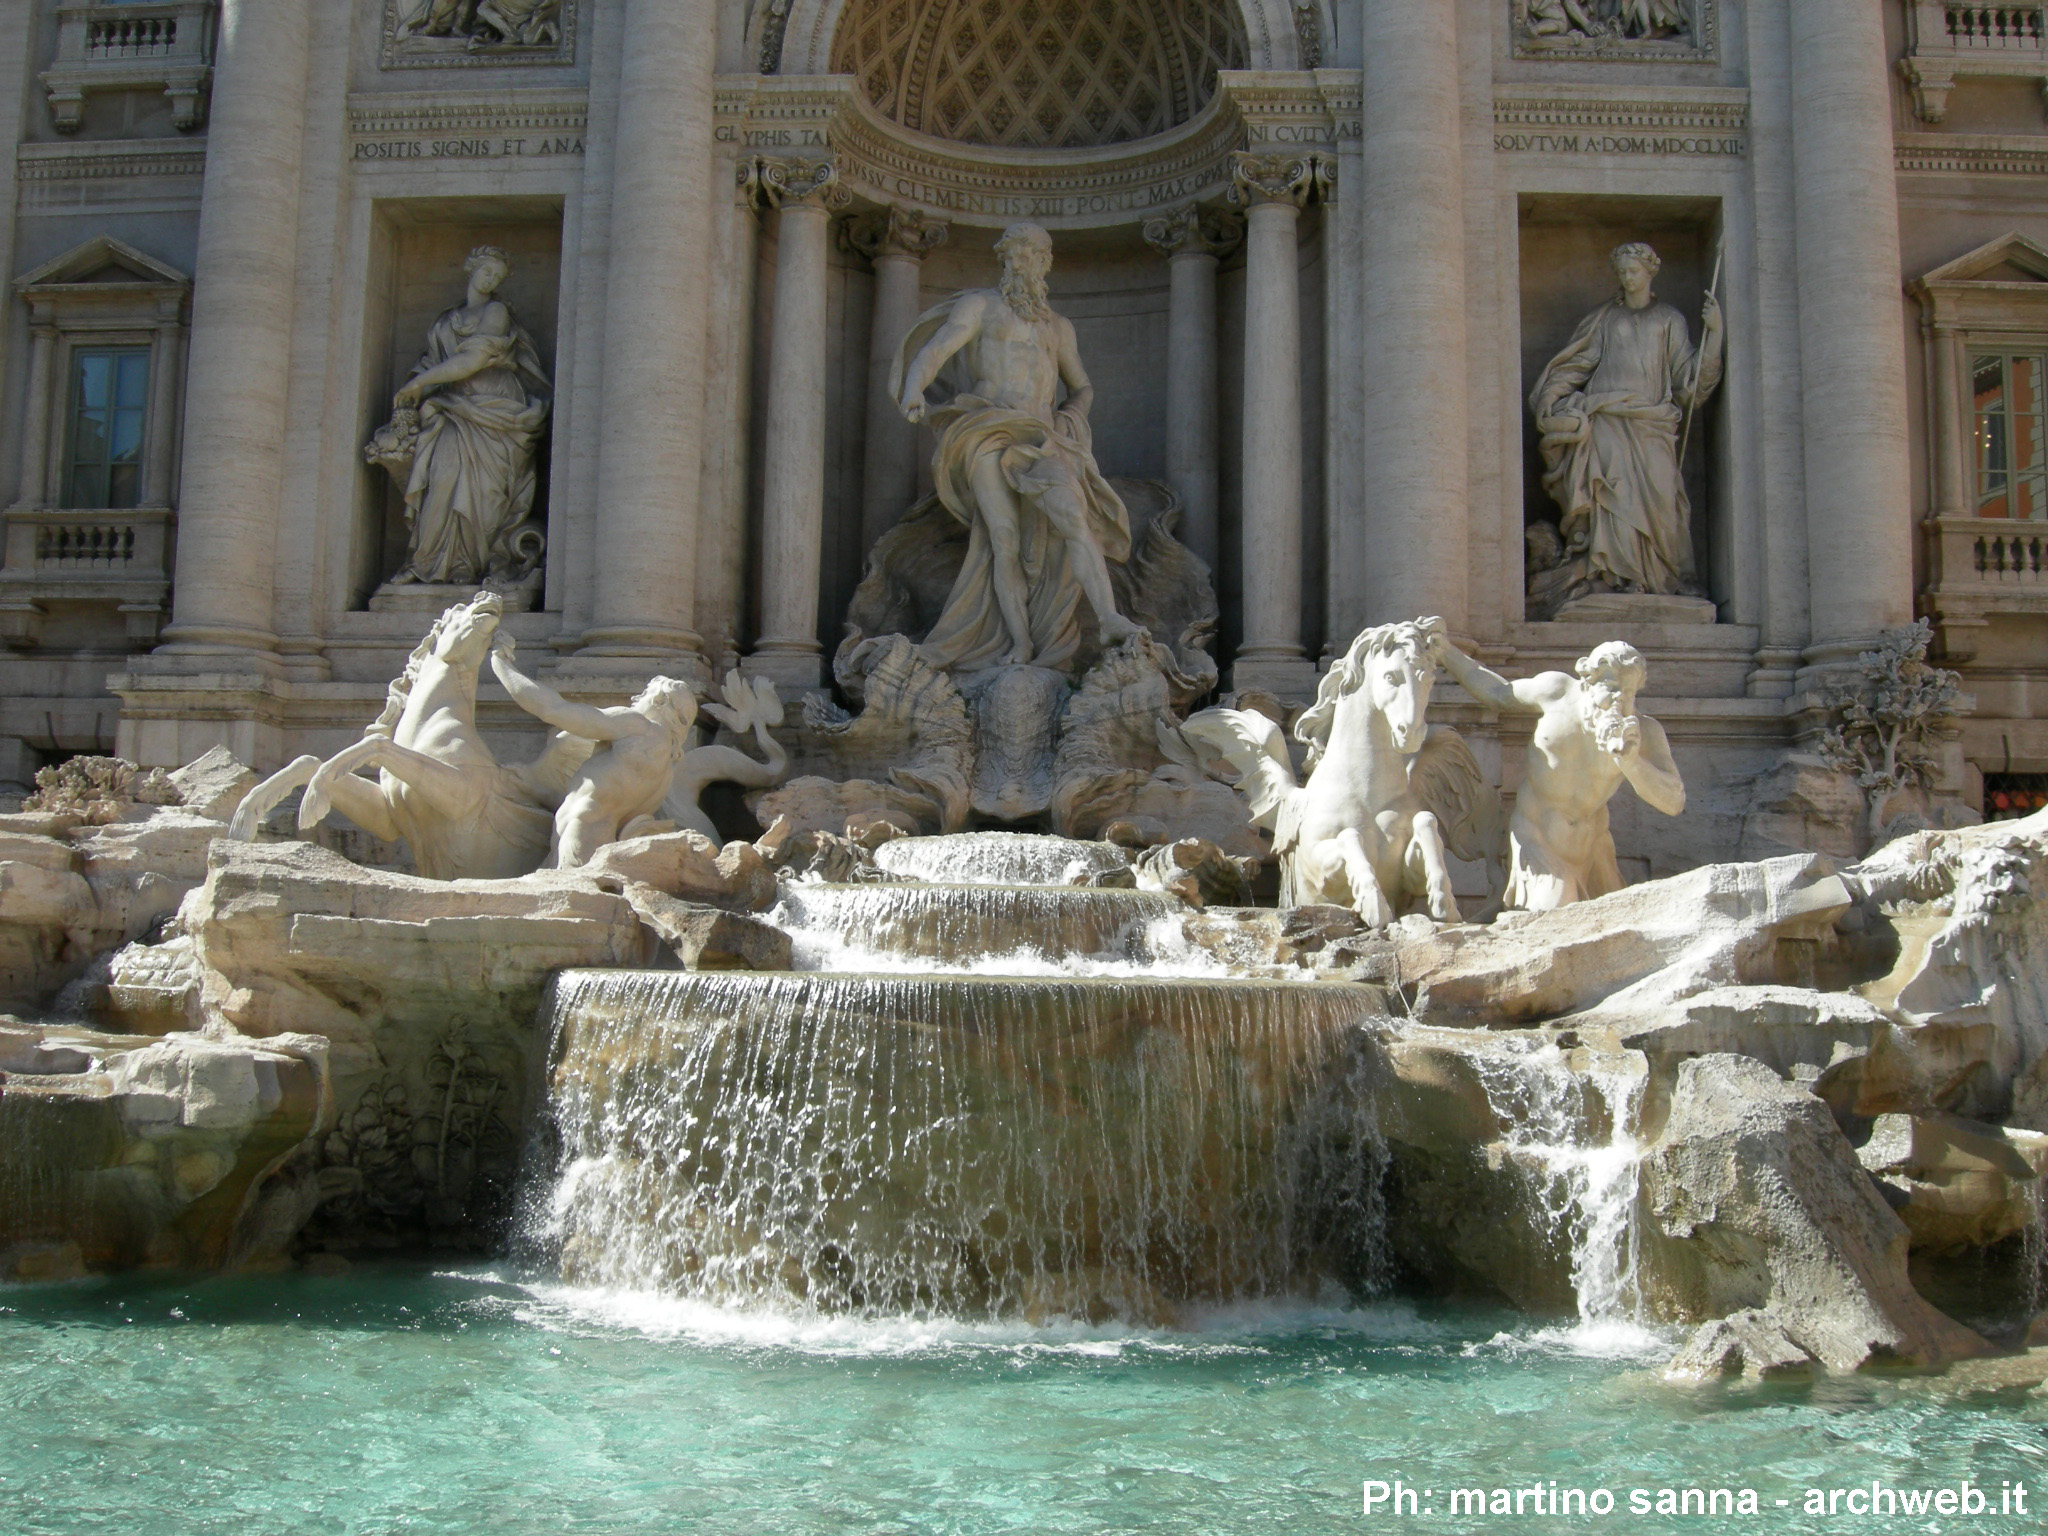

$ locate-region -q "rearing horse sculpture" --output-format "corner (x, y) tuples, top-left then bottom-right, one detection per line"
(229, 592), (592, 879)
(1184, 617), (1496, 927)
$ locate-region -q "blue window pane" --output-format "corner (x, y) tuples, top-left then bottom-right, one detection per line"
(114, 352), (149, 410)
(76, 353), (110, 411)
(65, 346), (151, 509)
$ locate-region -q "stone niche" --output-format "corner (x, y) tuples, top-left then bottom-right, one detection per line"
(1516, 194), (1725, 624)
(350, 197), (563, 609)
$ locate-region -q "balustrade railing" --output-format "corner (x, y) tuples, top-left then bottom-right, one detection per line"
(34, 521), (138, 569)
(40, 1), (214, 132)
(86, 11), (180, 59)
(1947, 3), (2048, 48)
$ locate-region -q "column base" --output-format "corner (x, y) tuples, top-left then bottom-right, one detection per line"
(742, 647), (826, 696)
(108, 659), (291, 771)
(155, 621), (281, 658)
(1227, 653), (1318, 704)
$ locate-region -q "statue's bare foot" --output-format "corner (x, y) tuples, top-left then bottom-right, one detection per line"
(1003, 644), (1036, 667)
(1099, 613), (1143, 647)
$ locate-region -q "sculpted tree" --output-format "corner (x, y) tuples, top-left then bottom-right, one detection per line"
(1815, 620), (1964, 854)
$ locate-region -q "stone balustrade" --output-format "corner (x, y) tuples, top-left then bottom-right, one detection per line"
(40, 0), (215, 132)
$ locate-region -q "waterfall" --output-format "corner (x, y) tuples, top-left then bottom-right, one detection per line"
(525, 970), (1388, 1323)
(1473, 1042), (1648, 1332)
(871, 832), (1128, 887)
(772, 882), (1220, 975)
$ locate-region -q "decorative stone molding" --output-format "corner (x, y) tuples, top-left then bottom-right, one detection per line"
(1511, 0), (1716, 62)
(379, 0), (577, 69)
(1492, 90), (1748, 157)
(1898, 2), (2048, 124)
(345, 90), (588, 139)
(41, 1), (215, 134)
(841, 205), (950, 261)
(1141, 204), (1244, 260)
(1226, 150), (1330, 208)
(1293, 1), (1324, 68)
(15, 140), (207, 211)
(746, 155), (853, 211)
(1896, 133), (2048, 176)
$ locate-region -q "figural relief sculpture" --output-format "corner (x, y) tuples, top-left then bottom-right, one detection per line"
(365, 247), (552, 601)
(1515, 0), (1710, 57)
(1526, 242), (1723, 619)
(383, 0), (573, 65)
(1432, 634), (1685, 910)
(1184, 619), (1494, 927)
(891, 221), (1144, 674)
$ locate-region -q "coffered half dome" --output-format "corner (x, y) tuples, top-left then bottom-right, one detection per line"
(830, 0), (1250, 150)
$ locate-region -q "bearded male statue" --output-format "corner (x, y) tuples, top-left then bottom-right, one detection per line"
(891, 222), (1143, 675)
(1429, 634), (1686, 910)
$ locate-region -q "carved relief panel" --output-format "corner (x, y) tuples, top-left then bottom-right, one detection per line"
(380, 0), (577, 68)
(1511, 0), (1716, 61)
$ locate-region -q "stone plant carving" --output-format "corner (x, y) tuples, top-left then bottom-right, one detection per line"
(1434, 634), (1685, 911)
(1185, 619), (1493, 926)
(365, 246), (552, 599)
(1815, 620), (1964, 854)
(231, 592), (594, 879)
(23, 756), (181, 825)
(1528, 241), (1723, 615)
(490, 641), (788, 866)
(892, 221), (1142, 673)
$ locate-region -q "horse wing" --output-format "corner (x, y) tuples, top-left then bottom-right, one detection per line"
(1182, 707), (1299, 833)
(1409, 725), (1502, 866)
(508, 730), (598, 807)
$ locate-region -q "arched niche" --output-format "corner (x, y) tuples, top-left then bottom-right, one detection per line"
(767, 0), (1301, 101)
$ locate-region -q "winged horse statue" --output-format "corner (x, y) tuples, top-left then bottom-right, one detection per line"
(1183, 616), (1498, 926)
(229, 591), (594, 879)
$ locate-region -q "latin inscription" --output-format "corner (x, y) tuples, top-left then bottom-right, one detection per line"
(350, 135), (585, 161)
(1493, 131), (1744, 158)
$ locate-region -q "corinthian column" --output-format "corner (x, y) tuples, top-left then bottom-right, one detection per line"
(1789, 0), (1914, 666)
(1359, 0), (1467, 634)
(579, 0), (716, 665)
(157, 0), (311, 655)
(1229, 153), (1326, 698)
(1142, 204), (1241, 576)
(847, 206), (948, 554)
(747, 157), (850, 693)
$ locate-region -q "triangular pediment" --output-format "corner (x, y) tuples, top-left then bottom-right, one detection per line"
(15, 235), (189, 293)
(1918, 232), (2048, 288)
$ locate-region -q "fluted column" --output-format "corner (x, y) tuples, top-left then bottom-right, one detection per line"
(747, 157), (850, 692)
(579, 0), (717, 664)
(157, 0), (311, 655)
(12, 322), (56, 508)
(1359, 0), (1467, 633)
(847, 206), (947, 554)
(1142, 204), (1240, 576)
(1790, 0), (1915, 666)
(1229, 153), (1325, 698)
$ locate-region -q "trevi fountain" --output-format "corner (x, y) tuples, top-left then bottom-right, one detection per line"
(4, 0), (2048, 1531)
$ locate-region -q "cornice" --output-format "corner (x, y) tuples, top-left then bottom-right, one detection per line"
(1492, 86), (1747, 135)
(1896, 132), (2048, 177)
(344, 89), (588, 139)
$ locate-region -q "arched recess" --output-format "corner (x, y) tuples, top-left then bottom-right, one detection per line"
(766, 0), (1298, 93)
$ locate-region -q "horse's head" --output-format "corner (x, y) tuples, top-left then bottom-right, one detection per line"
(431, 591), (506, 666)
(1296, 621), (1437, 766)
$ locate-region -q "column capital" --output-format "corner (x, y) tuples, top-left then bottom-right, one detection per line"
(745, 155), (853, 213)
(842, 204), (950, 261)
(1141, 204), (1243, 261)
(1227, 151), (1332, 211)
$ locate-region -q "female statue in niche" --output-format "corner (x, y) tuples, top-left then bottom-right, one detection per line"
(366, 245), (552, 594)
(1528, 241), (1722, 607)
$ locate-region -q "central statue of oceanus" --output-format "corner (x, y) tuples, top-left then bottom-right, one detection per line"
(892, 221), (1144, 675)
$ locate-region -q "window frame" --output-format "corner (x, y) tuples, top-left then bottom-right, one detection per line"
(60, 340), (153, 512)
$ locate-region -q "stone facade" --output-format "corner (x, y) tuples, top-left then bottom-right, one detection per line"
(2, 0), (2043, 876)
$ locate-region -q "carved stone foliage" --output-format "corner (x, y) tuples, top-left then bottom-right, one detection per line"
(745, 155), (854, 211)
(1815, 620), (1966, 855)
(1227, 150), (1332, 208)
(1512, 0), (1714, 60)
(843, 206), (951, 261)
(1141, 203), (1243, 260)
(381, 0), (576, 68)
(831, 0), (1249, 149)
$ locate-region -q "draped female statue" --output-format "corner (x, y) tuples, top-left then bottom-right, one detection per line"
(1529, 241), (1722, 603)
(366, 246), (552, 593)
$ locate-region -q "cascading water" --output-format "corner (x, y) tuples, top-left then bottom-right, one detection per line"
(1473, 1041), (1649, 1339)
(871, 832), (1127, 887)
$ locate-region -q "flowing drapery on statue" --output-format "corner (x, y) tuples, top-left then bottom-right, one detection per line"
(1529, 242), (1723, 598)
(890, 223), (1140, 676)
(366, 247), (552, 590)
